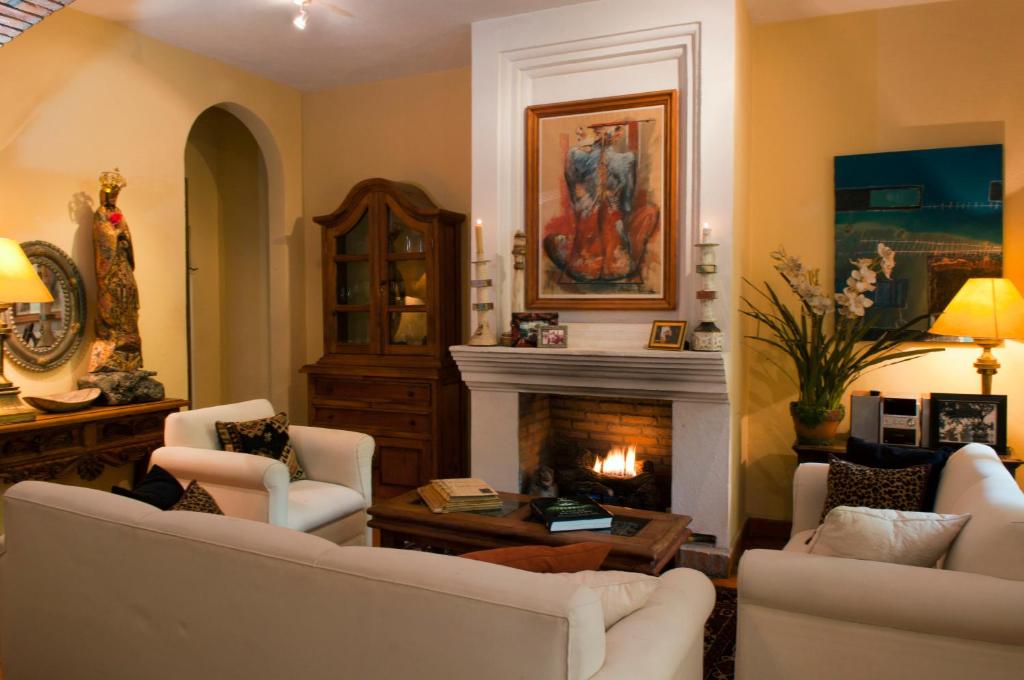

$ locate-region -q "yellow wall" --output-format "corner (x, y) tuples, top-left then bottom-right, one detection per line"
(0, 8), (304, 415)
(744, 0), (1024, 520)
(300, 67), (473, 361)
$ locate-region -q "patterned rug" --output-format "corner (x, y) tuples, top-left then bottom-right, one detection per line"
(703, 586), (737, 680)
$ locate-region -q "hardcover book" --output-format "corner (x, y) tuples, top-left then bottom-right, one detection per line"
(530, 496), (613, 532)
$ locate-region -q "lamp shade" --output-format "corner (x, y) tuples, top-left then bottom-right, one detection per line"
(929, 277), (1024, 340)
(0, 238), (53, 305)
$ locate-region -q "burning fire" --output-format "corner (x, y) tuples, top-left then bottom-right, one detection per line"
(593, 445), (640, 478)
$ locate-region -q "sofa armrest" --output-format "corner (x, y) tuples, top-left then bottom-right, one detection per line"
(591, 568), (715, 680)
(739, 549), (1024, 646)
(150, 447), (290, 525)
(289, 426), (373, 504)
(791, 463), (828, 535)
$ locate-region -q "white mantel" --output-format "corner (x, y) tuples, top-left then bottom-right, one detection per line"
(452, 329), (733, 551)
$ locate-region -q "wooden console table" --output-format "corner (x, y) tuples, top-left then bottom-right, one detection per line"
(0, 398), (188, 484)
(368, 490), (692, 575)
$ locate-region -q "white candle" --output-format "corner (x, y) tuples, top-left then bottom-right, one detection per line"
(474, 219), (484, 257)
(701, 221), (712, 244)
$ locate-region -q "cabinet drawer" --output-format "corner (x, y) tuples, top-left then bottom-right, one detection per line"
(312, 378), (430, 406)
(313, 407), (431, 435)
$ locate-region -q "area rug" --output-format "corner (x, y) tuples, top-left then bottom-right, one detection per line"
(703, 586), (737, 680)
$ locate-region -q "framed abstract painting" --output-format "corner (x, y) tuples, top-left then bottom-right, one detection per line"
(525, 90), (678, 310)
(834, 144), (1003, 340)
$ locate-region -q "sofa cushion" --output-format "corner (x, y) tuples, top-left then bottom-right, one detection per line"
(286, 480), (365, 532)
(216, 412), (305, 482)
(170, 480), (224, 514)
(546, 570), (660, 629)
(110, 464), (184, 510)
(941, 472), (1024, 581)
(462, 542), (612, 573)
(845, 437), (953, 510)
(808, 506), (970, 567)
(821, 457), (929, 521)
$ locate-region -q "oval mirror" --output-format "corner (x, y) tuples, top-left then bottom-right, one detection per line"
(3, 241), (86, 372)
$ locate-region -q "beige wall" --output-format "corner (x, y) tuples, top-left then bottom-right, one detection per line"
(744, 0), (1024, 521)
(300, 67), (472, 362)
(186, 108), (271, 409)
(0, 8), (304, 418)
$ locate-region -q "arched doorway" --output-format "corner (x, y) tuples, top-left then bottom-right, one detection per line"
(184, 107), (270, 408)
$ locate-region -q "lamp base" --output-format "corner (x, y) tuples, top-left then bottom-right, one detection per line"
(0, 384), (37, 424)
(974, 338), (1001, 395)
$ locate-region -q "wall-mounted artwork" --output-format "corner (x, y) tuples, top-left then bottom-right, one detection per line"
(834, 145), (1004, 340)
(525, 91), (678, 310)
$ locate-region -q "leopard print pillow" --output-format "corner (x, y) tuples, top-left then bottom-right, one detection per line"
(170, 481), (224, 514)
(215, 412), (305, 482)
(821, 457), (930, 523)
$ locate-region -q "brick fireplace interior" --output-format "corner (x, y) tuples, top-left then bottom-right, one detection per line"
(518, 394), (672, 512)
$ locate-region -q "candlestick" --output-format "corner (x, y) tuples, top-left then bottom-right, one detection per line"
(468, 219), (498, 346)
(692, 238), (724, 352)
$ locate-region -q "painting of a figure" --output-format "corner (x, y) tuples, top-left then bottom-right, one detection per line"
(526, 91), (678, 309)
(834, 145), (1003, 340)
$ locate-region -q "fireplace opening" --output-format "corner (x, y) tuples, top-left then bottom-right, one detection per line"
(519, 394), (672, 512)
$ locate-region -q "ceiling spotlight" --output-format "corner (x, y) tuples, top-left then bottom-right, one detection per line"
(293, 0), (310, 30)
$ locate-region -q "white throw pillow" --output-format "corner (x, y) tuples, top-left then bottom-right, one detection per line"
(546, 570), (659, 629)
(809, 506), (970, 567)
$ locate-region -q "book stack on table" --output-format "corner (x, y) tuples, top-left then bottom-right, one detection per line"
(417, 478), (503, 513)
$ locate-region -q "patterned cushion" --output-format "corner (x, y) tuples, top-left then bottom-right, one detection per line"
(215, 412), (305, 481)
(169, 481), (224, 514)
(821, 456), (930, 522)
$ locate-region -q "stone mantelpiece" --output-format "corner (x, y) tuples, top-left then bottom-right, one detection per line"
(451, 330), (732, 568)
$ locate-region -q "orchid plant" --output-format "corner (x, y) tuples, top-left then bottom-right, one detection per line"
(742, 243), (941, 426)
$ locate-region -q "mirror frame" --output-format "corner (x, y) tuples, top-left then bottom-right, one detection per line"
(4, 241), (86, 372)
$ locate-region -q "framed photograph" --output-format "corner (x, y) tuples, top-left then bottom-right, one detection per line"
(510, 312), (559, 348)
(538, 325), (568, 349)
(648, 320), (686, 350)
(525, 90), (678, 310)
(929, 393), (1007, 453)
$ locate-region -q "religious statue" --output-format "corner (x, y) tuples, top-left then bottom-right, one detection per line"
(78, 169), (164, 404)
(89, 169), (142, 372)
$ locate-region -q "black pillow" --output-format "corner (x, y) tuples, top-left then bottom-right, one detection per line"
(111, 464), (185, 510)
(845, 437), (954, 511)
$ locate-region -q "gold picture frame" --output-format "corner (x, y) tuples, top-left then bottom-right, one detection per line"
(648, 320), (686, 350)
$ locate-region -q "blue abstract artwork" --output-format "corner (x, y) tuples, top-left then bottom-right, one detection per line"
(834, 144), (1003, 340)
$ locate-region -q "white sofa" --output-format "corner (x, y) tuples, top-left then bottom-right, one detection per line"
(736, 444), (1024, 680)
(0, 481), (716, 680)
(154, 399), (373, 545)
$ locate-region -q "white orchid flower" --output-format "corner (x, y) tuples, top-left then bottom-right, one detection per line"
(877, 243), (896, 278)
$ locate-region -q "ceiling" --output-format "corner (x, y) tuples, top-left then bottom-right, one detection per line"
(71, 0), (959, 92)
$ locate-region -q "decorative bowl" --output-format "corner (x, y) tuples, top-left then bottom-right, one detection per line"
(24, 388), (102, 413)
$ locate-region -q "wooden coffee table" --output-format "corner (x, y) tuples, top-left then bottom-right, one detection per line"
(367, 490), (692, 575)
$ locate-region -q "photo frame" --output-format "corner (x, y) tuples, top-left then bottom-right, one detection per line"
(538, 325), (569, 349)
(526, 90), (678, 310)
(929, 393), (1007, 454)
(510, 312), (559, 348)
(647, 320), (686, 350)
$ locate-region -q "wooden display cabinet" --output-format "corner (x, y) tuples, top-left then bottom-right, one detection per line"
(302, 178), (466, 498)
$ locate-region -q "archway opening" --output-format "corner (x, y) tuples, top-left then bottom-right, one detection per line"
(184, 107), (270, 408)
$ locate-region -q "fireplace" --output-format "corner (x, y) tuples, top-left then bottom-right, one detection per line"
(519, 394), (671, 511)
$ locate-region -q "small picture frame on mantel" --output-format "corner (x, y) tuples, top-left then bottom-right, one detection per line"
(648, 320), (686, 350)
(538, 325), (568, 349)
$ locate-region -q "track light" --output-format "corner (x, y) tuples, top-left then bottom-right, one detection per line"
(293, 0), (310, 30)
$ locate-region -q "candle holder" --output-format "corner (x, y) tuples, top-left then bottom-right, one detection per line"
(692, 242), (724, 352)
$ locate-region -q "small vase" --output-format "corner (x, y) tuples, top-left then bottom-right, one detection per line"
(790, 402), (845, 445)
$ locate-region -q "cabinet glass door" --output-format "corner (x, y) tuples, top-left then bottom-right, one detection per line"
(330, 207), (373, 351)
(383, 203), (431, 352)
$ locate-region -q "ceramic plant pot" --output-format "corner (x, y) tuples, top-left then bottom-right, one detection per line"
(790, 402), (845, 445)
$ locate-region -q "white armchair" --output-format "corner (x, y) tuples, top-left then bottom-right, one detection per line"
(152, 399), (373, 546)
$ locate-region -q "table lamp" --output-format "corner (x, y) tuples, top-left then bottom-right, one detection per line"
(0, 238), (54, 423)
(928, 277), (1024, 395)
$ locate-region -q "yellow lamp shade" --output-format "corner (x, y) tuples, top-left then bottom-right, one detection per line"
(0, 238), (54, 305)
(929, 278), (1024, 340)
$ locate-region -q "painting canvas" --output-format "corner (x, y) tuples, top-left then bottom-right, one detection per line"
(526, 91), (678, 310)
(834, 145), (1003, 340)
